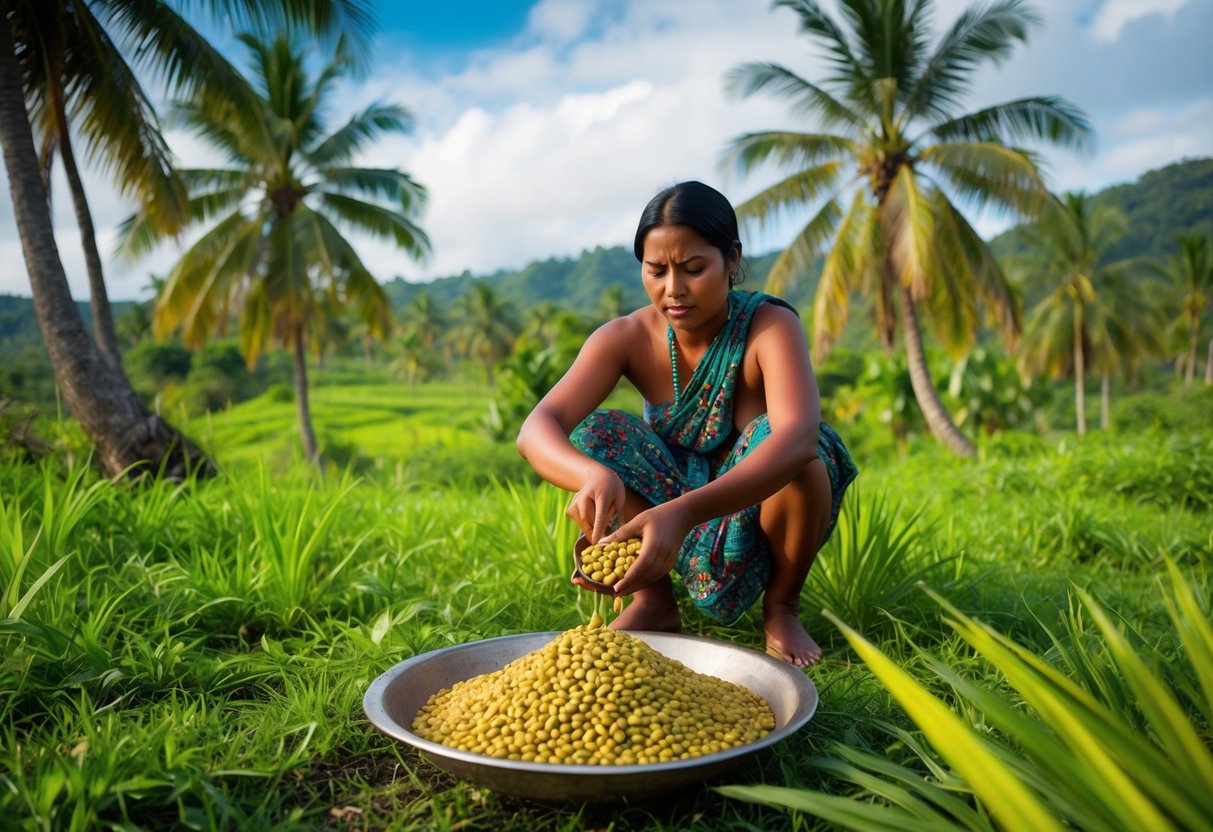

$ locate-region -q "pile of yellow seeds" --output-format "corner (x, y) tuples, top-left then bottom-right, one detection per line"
(412, 624), (775, 765)
(579, 538), (641, 586)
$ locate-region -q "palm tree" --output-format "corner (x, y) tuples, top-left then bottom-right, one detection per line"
(399, 291), (446, 349)
(723, 0), (1091, 456)
(1013, 193), (1157, 434)
(123, 34), (429, 463)
(1164, 234), (1213, 386)
(452, 283), (518, 386)
(13, 2), (185, 368)
(520, 300), (564, 348)
(0, 0), (374, 478)
(596, 283), (627, 323)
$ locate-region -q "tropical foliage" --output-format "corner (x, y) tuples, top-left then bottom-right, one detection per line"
(1164, 233), (1213, 385)
(1013, 193), (1161, 433)
(123, 34), (429, 462)
(723, 0), (1092, 456)
(0, 0), (376, 477)
(451, 283), (518, 386)
(2, 381), (1210, 829)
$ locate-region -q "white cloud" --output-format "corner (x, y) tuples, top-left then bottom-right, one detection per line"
(1090, 0), (1192, 43)
(2, 0), (1209, 301)
(1097, 98), (1213, 179)
(525, 0), (597, 43)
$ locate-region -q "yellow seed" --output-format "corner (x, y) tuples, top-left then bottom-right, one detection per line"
(580, 538), (642, 587)
(411, 625), (773, 767)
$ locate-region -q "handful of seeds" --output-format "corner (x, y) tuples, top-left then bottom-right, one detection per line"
(578, 538), (641, 587)
(412, 624), (775, 765)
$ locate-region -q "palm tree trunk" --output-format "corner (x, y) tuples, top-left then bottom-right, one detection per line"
(1100, 374), (1110, 430)
(55, 94), (123, 370)
(896, 281), (975, 457)
(1073, 304), (1086, 436)
(293, 324), (319, 462)
(1186, 312), (1199, 385)
(0, 6), (209, 480)
(1206, 337), (1213, 386)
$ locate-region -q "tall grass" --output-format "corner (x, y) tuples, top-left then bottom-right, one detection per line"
(1, 376), (1210, 830)
(721, 561), (1213, 831)
(806, 487), (955, 640)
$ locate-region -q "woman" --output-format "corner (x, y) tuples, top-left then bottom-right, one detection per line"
(516, 181), (857, 666)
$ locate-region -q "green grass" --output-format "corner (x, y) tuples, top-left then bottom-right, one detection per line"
(2, 369), (1211, 830)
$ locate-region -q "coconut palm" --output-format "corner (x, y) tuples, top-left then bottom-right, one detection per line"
(1013, 193), (1157, 434)
(723, 0), (1092, 456)
(452, 283), (518, 386)
(399, 291), (446, 350)
(0, 0), (374, 478)
(596, 283), (628, 323)
(12, 2), (184, 368)
(1164, 234), (1213, 385)
(123, 34), (429, 462)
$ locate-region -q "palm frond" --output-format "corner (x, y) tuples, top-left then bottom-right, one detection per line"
(317, 167), (427, 212)
(46, 2), (188, 231)
(733, 162), (851, 231)
(1018, 298), (1074, 379)
(308, 103), (416, 167)
(298, 208), (393, 337)
(316, 193), (431, 258)
(928, 95), (1094, 153)
(725, 62), (866, 132)
(261, 213), (310, 341)
(761, 195), (845, 298)
(775, 0), (863, 73)
(835, 0), (927, 97)
(932, 191), (1020, 350)
(812, 188), (877, 357)
(882, 164), (937, 301)
(154, 210), (266, 346)
(96, 0), (259, 112)
(168, 96), (264, 169)
(919, 141), (1048, 220)
(176, 0), (376, 74)
(902, 0), (1038, 124)
(113, 210), (164, 262)
(719, 130), (855, 179)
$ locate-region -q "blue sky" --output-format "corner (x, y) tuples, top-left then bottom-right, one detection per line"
(2, 0), (1211, 300)
(377, 5), (533, 51)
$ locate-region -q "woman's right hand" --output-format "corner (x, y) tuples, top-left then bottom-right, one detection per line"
(565, 466), (626, 544)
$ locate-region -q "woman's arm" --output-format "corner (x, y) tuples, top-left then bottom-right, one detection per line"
(608, 303), (821, 593)
(516, 317), (634, 541)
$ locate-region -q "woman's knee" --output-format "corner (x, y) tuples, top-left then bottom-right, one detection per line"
(760, 458), (833, 545)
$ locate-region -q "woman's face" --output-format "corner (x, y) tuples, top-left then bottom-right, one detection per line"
(641, 224), (737, 334)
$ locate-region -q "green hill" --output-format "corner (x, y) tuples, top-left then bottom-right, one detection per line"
(3, 156), (1210, 356)
(988, 156), (1213, 263)
(382, 245), (802, 316)
(389, 157), (1213, 317)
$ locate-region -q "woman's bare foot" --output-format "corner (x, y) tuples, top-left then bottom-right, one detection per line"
(763, 600), (821, 667)
(610, 577), (682, 633)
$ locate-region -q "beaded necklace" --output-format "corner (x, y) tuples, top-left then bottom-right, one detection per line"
(667, 324), (682, 406)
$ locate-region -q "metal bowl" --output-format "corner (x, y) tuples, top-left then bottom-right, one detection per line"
(362, 631), (818, 803)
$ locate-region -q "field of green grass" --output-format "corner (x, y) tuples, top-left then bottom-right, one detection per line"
(2, 370), (1211, 830)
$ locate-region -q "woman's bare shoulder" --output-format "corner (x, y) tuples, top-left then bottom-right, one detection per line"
(591, 307), (660, 346)
(750, 297), (804, 339)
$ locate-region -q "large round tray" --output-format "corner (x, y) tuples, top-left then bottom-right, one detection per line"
(362, 631), (818, 802)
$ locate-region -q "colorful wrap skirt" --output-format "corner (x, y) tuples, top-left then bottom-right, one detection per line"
(570, 409), (857, 624)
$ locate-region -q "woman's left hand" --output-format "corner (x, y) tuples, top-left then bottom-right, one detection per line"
(604, 500), (695, 596)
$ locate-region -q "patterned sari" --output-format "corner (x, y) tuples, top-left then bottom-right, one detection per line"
(570, 290), (858, 624)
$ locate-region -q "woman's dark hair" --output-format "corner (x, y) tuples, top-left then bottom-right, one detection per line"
(633, 180), (746, 286)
